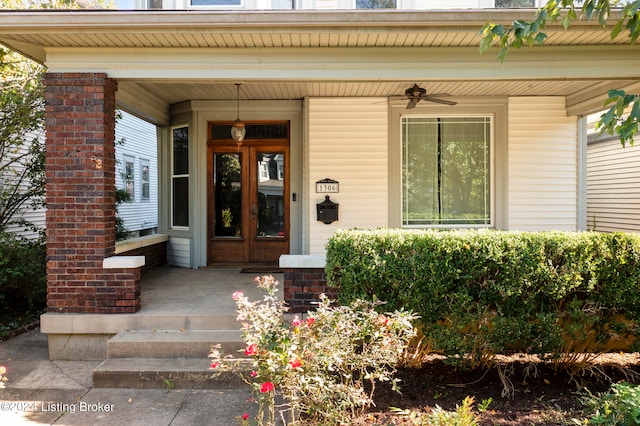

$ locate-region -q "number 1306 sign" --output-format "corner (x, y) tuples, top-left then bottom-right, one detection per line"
(316, 178), (339, 193)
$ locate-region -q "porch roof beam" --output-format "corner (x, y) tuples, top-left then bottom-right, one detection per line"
(45, 45), (640, 81)
(566, 81), (640, 116)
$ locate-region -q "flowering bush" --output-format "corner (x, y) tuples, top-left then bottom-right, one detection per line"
(210, 275), (417, 426)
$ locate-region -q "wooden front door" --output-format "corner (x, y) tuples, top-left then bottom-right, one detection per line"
(207, 121), (290, 264)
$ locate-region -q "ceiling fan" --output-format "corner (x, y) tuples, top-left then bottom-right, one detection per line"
(399, 83), (457, 109)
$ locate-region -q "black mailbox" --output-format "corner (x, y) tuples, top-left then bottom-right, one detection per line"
(316, 195), (339, 224)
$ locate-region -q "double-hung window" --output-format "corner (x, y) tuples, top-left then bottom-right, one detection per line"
(124, 156), (135, 200)
(141, 160), (150, 201)
(172, 126), (189, 229)
(402, 116), (491, 227)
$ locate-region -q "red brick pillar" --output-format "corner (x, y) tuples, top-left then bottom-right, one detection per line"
(44, 72), (141, 313)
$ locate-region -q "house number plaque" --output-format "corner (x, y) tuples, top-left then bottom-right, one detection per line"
(315, 178), (339, 193)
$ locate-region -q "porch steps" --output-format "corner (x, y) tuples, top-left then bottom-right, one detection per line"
(106, 329), (244, 358)
(92, 329), (250, 389)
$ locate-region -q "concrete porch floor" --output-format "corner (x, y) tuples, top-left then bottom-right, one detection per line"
(41, 266), (284, 360)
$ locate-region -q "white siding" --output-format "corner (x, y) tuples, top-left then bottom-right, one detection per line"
(3, 129), (46, 240)
(587, 135), (640, 232)
(115, 111), (158, 234)
(307, 98), (388, 254)
(507, 97), (578, 231)
(167, 236), (191, 268)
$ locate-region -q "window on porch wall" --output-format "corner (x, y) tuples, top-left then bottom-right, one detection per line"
(141, 160), (150, 201)
(401, 116), (491, 227)
(495, 0), (535, 6)
(124, 156), (135, 200)
(356, 0), (396, 8)
(172, 126), (189, 228)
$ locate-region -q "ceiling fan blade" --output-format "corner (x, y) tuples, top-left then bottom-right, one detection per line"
(425, 97), (457, 106)
(406, 99), (418, 109)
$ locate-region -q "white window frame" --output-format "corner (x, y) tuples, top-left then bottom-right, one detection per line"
(400, 114), (494, 229)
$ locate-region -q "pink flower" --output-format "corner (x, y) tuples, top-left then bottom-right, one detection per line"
(244, 344), (258, 356)
(260, 381), (275, 393)
(242, 412), (249, 420)
(210, 362), (220, 369)
(306, 317), (315, 326)
(232, 291), (244, 301)
(292, 316), (302, 327)
(250, 370), (258, 378)
(289, 357), (302, 369)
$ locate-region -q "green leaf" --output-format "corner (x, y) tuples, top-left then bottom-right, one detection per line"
(497, 46), (509, 63)
(492, 24), (505, 36)
(534, 32), (548, 45)
(479, 34), (493, 55)
(611, 20), (624, 40)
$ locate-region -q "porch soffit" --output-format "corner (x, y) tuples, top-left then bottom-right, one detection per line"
(0, 9), (634, 62)
(0, 10), (637, 123)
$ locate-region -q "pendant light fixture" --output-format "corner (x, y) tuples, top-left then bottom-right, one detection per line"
(230, 83), (246, 144)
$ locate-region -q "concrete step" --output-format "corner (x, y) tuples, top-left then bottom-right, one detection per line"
(106, 330), (245, 359)
(92, 357), (251, 389)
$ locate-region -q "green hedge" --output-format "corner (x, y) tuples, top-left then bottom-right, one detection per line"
(326, 229), (640, 367)
(0, 232), (46, 333)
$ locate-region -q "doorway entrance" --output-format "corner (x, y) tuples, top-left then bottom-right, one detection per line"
(207, 121), (290, 264)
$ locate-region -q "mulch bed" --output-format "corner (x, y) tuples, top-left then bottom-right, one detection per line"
(355, 353), (640, 425)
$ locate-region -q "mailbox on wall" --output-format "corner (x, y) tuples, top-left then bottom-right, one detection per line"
(316, 195), (339, 224)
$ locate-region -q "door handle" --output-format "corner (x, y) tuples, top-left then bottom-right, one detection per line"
(250, 203), (258, 218)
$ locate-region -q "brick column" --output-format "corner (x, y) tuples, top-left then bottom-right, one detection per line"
(283, 267), (337, 313)
(44, 72), (141, 313)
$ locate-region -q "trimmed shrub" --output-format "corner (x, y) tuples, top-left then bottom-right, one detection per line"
(326, 229), (640, 368)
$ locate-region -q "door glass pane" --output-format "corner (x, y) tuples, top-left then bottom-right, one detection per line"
(256, 152), (285, 238)
(214, 153), (242, 237)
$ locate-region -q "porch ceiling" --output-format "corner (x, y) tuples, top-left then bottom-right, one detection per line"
(1, 9), (638, 124)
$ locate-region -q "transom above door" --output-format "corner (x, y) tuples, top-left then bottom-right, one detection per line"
(207, 121), (290, 264)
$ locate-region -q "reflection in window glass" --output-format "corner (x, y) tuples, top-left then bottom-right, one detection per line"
(256, 152), (285, 238)
(402, 117), (491, 226)
(125, 158), (135, 199)
(173, 127), (189, 176)
(356, 0), (396, 8)
(141, 162), (150, 201)
(214, 153), (242, 237)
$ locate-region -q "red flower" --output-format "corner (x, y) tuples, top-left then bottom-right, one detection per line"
(250, 370), (258, 378)
(292, 316), (302, 327)
(244, 344), (258, 356)
(289, 357), (302, 369)
(242, 412), (249, 420)
(306, 317), (315, 326)
(210, 362), (220, 369)
(260, 381), (275, 393)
